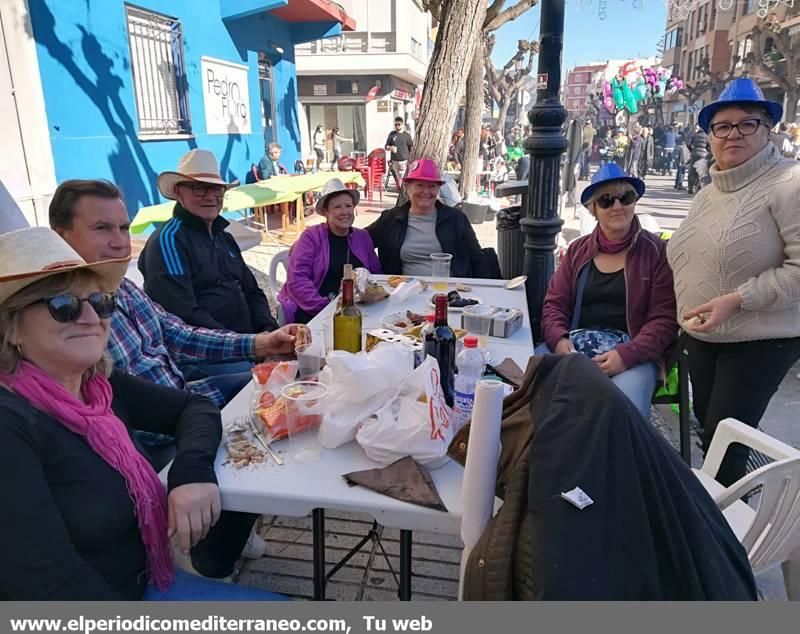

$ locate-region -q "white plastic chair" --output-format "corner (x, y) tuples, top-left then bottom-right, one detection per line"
(268, 250), (289, 325)
(693, 418), (800, 600)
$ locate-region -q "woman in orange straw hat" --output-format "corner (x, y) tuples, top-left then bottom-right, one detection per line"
(0, 227), (287, 601)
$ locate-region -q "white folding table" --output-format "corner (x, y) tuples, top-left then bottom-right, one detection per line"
(202, 276), (534, 599)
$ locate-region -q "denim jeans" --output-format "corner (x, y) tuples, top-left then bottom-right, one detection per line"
(674, 163), (685, 188)
(144, 569), (289, 601)
(182, 360), (254, 405)
(534, 343), (657, 418)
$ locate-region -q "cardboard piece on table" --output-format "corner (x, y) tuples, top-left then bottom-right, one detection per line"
(492, 358), (525, 388)
(343, 456), (448, 512)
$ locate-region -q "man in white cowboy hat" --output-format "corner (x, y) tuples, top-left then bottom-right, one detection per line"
(49, 179), (303, 410)
(139, 150), (279, 349)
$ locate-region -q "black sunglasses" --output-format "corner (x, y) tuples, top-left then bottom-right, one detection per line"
(32, 292), (117, 323)
(595, 191), (637, 209)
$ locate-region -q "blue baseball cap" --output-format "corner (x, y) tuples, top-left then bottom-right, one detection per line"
(698, 78), (783, 133)
(580, 162), (645, 207)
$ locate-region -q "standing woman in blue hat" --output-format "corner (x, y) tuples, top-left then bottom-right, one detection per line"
(540, 163), (678, 417)
(667, 78), (800, 486)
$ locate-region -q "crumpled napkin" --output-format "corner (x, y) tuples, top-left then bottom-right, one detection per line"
(342, 456), (448, 511)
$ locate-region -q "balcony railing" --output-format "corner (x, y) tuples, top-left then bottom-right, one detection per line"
(296, 31), (397, 55)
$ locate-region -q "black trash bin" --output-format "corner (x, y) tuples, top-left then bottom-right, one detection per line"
(496, 205), (525, 280)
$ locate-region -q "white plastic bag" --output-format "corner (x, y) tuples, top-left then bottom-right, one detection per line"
(389, 278), (424, 303)
(317, 345), (414, 449)
(438, 174), (462, 207)
(356, 355), (455, 469)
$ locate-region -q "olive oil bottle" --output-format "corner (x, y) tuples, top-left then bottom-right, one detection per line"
(333, 264), (362, 352)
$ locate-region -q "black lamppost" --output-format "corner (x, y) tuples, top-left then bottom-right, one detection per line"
(521, 0), (567, 343)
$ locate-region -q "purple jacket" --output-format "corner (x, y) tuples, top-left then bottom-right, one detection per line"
(542, 220), (677, 370)
(278, 223), (382, 322)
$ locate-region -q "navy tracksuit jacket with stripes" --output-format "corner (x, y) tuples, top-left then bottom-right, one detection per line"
(139, 204), (278, 334)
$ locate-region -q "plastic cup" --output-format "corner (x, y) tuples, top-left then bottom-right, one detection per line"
(295, 343), (324, 380)
(462, 305), (494, 360)
(430, 253), (452, 292)
(280, 381), (328, 463)
(321, 317), (334, 354)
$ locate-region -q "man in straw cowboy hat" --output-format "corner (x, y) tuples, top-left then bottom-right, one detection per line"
(139, 150), (279, 343)
(50, 179), (303, 409)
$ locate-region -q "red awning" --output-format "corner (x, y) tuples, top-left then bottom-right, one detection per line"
(271, 0), (356, 31)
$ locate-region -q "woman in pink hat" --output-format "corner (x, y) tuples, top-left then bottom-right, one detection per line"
(365, 158), (489, 278)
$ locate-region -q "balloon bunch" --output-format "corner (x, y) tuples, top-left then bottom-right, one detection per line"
(601, 62), (686, 116)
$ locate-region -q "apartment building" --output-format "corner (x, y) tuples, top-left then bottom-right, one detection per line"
(565, 63), (606, 117)
(662, 1), (799, 125)
(294, 0), (433, 160)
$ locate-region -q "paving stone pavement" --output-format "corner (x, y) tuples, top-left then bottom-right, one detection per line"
(236, 173), (797, 601)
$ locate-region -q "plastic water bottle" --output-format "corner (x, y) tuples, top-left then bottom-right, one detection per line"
(453, 335), (484, 431)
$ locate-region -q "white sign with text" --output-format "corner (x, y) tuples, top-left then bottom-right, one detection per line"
(201, 56), (251, 135)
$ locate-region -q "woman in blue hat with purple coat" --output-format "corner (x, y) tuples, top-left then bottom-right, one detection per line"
(667, 78), (800, 485)
(540, 163), (678, 417)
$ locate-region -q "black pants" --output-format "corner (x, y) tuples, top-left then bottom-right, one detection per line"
(685, 336), (800, 486)
(191, 511), (259, 578)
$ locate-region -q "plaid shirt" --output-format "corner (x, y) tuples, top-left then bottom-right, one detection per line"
(107, 279), (256, 406)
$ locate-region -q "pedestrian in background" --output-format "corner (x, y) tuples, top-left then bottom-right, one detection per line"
(639, 127), (654, 179)
(312, 125), (326, 171)
(673, 136), (691, 190)
(384, 117), (414, 191)
(329, 127), (352, 165)
(625, 124), (644, 177)
(667, 78), (800, 486)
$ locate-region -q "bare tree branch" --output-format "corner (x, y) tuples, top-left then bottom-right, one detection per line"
(749, 25), (792, 92)
(484, 0), (507, 25)
(420, 0), (445, 22)
(485, 0), (538, 32)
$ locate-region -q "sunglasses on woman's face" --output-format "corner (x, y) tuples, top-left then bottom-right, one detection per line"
(32, 292), (117, 323)
(595, 190), (637, 209)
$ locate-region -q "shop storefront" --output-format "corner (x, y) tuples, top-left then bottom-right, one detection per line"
(298, 75), (417, 162)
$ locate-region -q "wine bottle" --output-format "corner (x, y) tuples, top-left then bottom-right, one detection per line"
(424, 293), (456, 407)
(333, 264), (362, 353)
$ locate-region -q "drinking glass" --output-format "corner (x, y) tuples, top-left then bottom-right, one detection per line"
(430, 253), (452, 292)
(281, 381), (328, 463)
(295, 343), (324, 380)
(462, 305), (494, 361)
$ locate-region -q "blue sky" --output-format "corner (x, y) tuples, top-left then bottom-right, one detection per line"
(490, 1), (667, 70)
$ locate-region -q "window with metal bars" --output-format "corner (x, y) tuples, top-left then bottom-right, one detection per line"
(125, 4), (191, 136)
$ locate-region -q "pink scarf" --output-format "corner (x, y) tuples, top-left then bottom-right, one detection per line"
(596, 217), (640, 254)
(2, 362), (174, 590)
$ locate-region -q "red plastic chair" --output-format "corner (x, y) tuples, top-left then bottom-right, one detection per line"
(337, 157), (356, 171)
(365, 150), (386, 202)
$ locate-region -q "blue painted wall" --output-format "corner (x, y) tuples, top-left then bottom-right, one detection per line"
(28, 0), (333, 216)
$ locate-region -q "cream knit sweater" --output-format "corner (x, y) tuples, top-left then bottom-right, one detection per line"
(667, 143), (800, 343)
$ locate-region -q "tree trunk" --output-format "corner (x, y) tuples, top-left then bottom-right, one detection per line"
(411, 0), (488, 170)
(459, 48), (484, 198)
(785, 88), (798, 124)
(495, 98), (512, 139)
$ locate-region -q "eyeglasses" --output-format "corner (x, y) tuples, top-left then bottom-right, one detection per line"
(179, 182), (226, 198)
(32, 292), (117, 323)
(595, 191), (638, 209)
(709, 118), (766, 139)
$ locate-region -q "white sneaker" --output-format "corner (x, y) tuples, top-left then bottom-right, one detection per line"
(242, 530), (266, 559)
